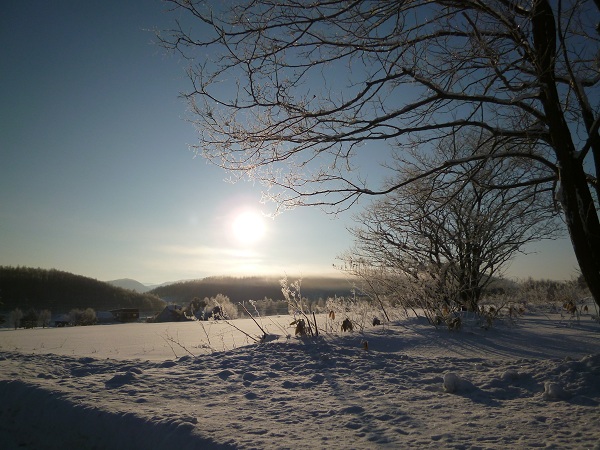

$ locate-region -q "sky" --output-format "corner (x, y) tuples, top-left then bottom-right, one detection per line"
(0, 0), (581, 284)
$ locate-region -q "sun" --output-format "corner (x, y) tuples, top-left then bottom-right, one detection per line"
(231, 210), (266, 245)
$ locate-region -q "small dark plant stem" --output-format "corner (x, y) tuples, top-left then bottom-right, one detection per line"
(312, 312), (319, 337)
(166, 334), (195, 357)
(239, 302), (268, 339)
(369, 286), (391, 322)
(301, 311), (314, 336)
(195, 320), (217, 352)
(266, 315), (288, 336)
(159, 334), (179, 358)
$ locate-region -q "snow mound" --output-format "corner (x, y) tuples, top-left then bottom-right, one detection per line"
(443, 372), (475, 394)
(501, 369), (520, 381)
(543, 381), (570, 401)
(105, 370), (139, 388)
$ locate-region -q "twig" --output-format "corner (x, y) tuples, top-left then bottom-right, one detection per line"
(159, 334), (178, 359)
(266, 315), (289, 336)
(238, 302), (268, 338)
(197, 319), (214, 349)
(220, 317), (260, 343)
(160, 333), (196, 357)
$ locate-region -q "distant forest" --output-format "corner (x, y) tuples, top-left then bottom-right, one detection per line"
(0, 266), (165, 313)
(0, 267), (355, 318)
(149, 276), (354, 305)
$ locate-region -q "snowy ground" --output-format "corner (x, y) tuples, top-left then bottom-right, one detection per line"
(1, 306), (599, 449)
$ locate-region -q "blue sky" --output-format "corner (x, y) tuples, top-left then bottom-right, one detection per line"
(0, 1), (580, 284)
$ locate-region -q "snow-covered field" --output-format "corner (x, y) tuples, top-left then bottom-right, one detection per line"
(1, 307), (599, 449)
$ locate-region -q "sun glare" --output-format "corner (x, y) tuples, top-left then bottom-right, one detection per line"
(231, 210), (266, 245)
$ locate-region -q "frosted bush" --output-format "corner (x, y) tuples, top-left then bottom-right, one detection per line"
(325, 295), (378, 333)
(69, 308), (96, 326)
(517, 278), (589, 310)
(280, 277), (318, 336)
(9, 308), (23, 329)
(246, 297), (288, 317)
(203, 294), (238, 320)
(21, 309), (38, 329)
(37, 309), (52, 328)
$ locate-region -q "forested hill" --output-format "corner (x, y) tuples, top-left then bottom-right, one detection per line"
(0, 266), (165, 313)
(149, 276), (354, 304)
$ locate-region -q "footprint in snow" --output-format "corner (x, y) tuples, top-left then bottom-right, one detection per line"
(242, 372), (257, 382)
(217, 369), (235, 380)
(340, 405), (365, 414)
(159, 361), (177, 369)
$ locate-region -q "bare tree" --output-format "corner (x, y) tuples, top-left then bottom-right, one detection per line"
(160, 1), (600, 305)
(9, 308), (23, 330)
(340, 131), (561, 313)
(38, 309), (52, 328)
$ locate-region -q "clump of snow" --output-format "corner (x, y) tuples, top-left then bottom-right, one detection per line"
(443, 372), (476, 394)
(0, 307), (599, 449)
(105, 370), (139, 388)
(543, 381), (570, 401)
(501, 369), (520, 381)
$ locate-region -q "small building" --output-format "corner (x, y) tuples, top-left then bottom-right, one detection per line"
(110, 308), (139, 323)
(96, 311), (115, 323)
(152, 304), (188, 323)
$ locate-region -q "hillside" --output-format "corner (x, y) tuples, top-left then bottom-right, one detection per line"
(0, 267), (165, 313)
(149, 275), (354, 304)
(106, 278), (153, 293)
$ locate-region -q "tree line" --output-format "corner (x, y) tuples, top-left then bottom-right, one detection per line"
(0, 266), (165, 314)
(148, 276), (353, 305)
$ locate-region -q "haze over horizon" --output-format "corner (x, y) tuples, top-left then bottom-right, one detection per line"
(1, 1), (581, 285)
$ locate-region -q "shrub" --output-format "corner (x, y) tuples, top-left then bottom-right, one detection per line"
(515, 277), (590, 312)
(325, 295), (376, 333)
(37, 309), (52, 328)
(202, 294), (238, 320)
(182, 297), (208, 319)
(21, 308), (38, 329)
(281, 277), (318, 337)
(69, 308), (96, 326)
(9, 308), (23, 329)
(247, 297), (289, 317)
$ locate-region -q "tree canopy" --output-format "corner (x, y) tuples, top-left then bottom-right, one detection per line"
(341, 130), (561, 311)
(160, 0), (600, 305)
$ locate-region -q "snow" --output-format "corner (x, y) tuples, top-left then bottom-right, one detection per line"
(1, 308), (599, 449)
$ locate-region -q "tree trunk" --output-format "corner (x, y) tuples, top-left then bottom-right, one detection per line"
(559, 160), (600, 307)
(532, 0), (600, 308)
